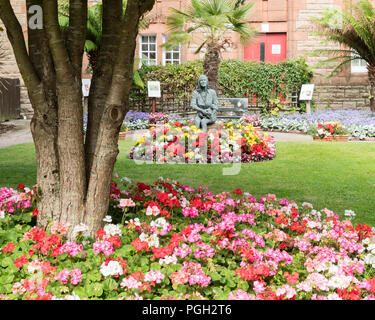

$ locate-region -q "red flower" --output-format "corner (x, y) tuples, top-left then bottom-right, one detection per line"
(97, 228), (105, 239)
(235, 266), (255, 281)
(131, 238), (149, 252)
(17, 184), (25, 190)
(367, 277), (375, 293)
(284, 271), (299, 285)
(32, 209), (39, 216)
(233, 188), (243, 195)
(14, 255), (29, 268)
(254, 264), (270, 277)
(107, 235), (122, 248)
(2, 242), (15, 253)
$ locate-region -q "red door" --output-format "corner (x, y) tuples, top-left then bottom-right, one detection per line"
(244, 33), (287, 63)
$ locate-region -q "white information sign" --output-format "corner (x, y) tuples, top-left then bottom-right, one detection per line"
(299, 84), (315, 101)
(261, 23), (269, 32)
(272, 44), (281, 55)
(147, 81), (161, 98)
(82, 79), (91, 97)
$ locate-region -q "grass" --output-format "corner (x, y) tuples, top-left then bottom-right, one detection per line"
(1, 140), (375, 226)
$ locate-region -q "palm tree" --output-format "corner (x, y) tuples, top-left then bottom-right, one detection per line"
(311, 0), (375, 111)
(164, 0), (255, 90)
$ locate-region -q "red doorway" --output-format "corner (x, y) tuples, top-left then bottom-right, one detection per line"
(244, 33), (287, 63)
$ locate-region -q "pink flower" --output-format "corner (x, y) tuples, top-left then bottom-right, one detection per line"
(118, 198), (136, 208)
(55, 268), (70, 284)
(93, 240), (114, 256)
(146, 205), (160, 216)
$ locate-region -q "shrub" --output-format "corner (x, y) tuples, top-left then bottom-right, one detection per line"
(130, 58), (313, 112)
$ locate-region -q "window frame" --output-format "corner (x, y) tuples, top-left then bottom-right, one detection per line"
(139, 34), (158, 67)
(162, 34), (181, 66)
(351, 50), (368, 73)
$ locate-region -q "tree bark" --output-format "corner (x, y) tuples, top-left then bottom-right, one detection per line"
(203, 42), (221, 92)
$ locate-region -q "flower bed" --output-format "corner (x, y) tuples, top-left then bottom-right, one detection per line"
(1, 179), (375, 300)
(260, 109), (375, 139)
(129, 123), (276, 164)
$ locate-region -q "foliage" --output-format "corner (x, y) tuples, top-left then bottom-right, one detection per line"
(310, 0), (375, 77)
(164, 0), (255, 53)
(1, 179), (375, 300)
(58, 1), (144, 88)
(130, 58), (313, 111)
(218, 58), (313, 112)
(129, 122), (276, 164)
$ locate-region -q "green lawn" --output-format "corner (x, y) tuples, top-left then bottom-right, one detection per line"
(1, 140), (375, 226)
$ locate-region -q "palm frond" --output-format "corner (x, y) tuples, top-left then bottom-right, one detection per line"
(311, 0), (375, 72)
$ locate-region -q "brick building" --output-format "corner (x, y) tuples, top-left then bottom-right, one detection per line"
(0, 0), (373, 117)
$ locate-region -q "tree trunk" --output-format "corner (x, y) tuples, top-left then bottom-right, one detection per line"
(203, 43), (221, 92)
(0, 0), (156, 239)
(368, 65), (375, 112)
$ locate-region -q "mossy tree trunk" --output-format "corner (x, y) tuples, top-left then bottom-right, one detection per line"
(0, 0), (155, 238)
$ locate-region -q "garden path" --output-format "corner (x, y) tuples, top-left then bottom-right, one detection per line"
(0, 119), (33, 149)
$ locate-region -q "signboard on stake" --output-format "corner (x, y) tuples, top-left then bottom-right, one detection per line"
(148, 81), (161, 114)
(299, 84), (315, 115)
(147, 81), (161, 98)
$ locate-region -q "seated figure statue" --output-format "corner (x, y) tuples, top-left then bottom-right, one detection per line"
(190, 75), (218, 131)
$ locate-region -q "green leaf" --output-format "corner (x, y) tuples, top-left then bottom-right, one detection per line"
(1, 257), (13, 268)
(103, 278), (117, 291)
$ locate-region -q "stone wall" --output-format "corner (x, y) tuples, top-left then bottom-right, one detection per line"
(314, 84), (370, 110)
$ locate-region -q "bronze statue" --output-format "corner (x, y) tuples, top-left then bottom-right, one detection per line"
(190, 75), (218, 131)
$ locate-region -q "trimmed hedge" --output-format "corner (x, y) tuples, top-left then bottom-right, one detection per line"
(130, 58), (313, 111)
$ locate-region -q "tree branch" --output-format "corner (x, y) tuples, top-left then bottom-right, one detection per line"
(67, 0), (87, 75)
(0, 0), (40, 91)
(42, 0), (73, 83)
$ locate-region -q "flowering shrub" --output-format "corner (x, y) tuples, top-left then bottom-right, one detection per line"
(1, 178), (375, 300)
(313, 122), (348, 138)
(129, 123), (276, 164)
(148, 113), (169, 126)
(240, 114), (261, 127)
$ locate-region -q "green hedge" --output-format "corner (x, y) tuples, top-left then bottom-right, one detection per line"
(130, 58), (313, 110)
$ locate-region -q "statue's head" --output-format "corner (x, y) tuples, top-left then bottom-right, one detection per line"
(197, 75), (209, 91)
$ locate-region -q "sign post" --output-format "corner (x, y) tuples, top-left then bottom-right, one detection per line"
(147, 81), (161, 113)
(299, 84), (315, 115)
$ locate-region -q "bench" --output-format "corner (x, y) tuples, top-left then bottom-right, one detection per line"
(216, 98), (248, 119)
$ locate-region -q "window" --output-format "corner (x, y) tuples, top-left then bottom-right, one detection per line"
(140, 35), (157, 66)
(351, 50), (367, 73)
(162, 35), (180, 65)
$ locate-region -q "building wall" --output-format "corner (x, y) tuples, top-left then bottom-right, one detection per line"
(1, 0), (374, 116)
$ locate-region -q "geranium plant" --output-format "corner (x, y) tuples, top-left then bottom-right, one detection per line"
(1, 178), (375, 300)
(315, 122), (348, 138)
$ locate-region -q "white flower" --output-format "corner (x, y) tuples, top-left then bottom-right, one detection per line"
(100, 260), (123, 277)
(121, 177), (132, 184)
(104, 224), (122, 237)
(0, 210), (4, 219)
(328, 275), (352, 290)
(103, 215), (112, 223)
(72, 223), (90, 239)
(140, 232), (159, 248)
(159, 255), (177, 265)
